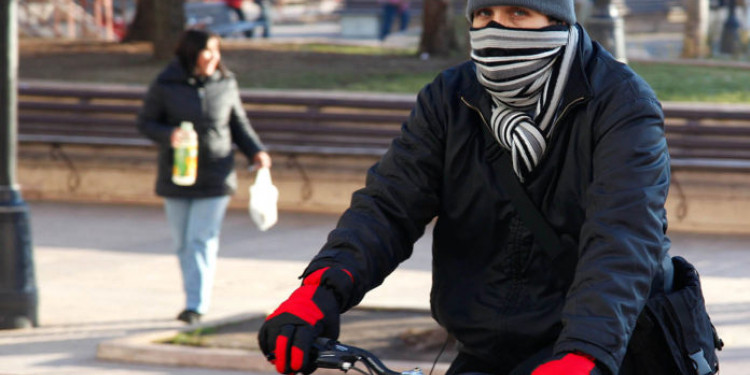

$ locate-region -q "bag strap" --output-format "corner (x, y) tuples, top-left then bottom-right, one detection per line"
(497, 152), (565, 261)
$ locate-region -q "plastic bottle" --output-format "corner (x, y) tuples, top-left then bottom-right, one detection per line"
(172, 121), (198, 186)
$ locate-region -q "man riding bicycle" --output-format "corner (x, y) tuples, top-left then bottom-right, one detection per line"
(259, 1), (674, 374)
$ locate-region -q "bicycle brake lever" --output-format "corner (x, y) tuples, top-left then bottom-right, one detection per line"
(314, 338), (405, 375)
(314, 338), (361, 370)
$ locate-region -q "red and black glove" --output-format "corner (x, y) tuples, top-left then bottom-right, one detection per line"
(258, 267), (353, 374)
(531, 352), (597, 375)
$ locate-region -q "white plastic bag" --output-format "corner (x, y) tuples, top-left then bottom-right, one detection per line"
(248, 167), (278, 231)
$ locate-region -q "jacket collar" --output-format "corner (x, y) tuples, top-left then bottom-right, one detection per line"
(158, 58), (225, 86)
(461, 24), (594, 121)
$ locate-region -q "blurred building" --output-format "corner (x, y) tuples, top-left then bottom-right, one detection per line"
(18, 0), (134, 41)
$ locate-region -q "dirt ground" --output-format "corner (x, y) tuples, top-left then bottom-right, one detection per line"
(192, 308), (459, 365)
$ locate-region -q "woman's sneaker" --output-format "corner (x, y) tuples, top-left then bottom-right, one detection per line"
(177, 309), (202, 324)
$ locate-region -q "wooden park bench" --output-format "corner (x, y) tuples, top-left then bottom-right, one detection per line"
(663, 102), (750, 173)
(17, 81), (411, 156)
(16, 81), (750, 173)
(184, 1), (267, 38)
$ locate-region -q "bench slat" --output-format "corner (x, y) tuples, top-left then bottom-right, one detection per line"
(666, 124), (750, 136)
(667, 138), (750, 150)
(20, 101), (142, 115)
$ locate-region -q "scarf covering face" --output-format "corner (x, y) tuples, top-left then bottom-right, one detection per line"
(470, 23), (579, 181)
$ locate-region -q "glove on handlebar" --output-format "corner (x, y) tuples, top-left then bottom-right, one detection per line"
(531, 352), (596, 375)
(258, 267), (354, 374)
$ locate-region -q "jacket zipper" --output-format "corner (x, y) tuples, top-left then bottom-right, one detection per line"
(198, 87), (207, 115)
(461, 96), (540, 317)
(460, 95), (586, 132)
(460, 96), (491, 131)
(550, 96), (586, 130)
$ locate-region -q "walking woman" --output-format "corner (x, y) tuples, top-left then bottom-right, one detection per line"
(138, 29), (271, 324)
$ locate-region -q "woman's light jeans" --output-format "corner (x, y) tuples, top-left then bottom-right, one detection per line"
(164, 195), (231, 314)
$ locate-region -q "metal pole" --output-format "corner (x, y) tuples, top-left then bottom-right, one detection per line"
(586, 0), (627, 62)
(720, 0), (742, 55)
(0, 0), (38, 330)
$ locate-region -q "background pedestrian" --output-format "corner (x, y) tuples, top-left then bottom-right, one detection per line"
(138, 29), (271, 324)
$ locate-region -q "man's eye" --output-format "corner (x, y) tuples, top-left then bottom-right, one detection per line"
(511, 7), (530, 17)
(474, 8), (492, 17)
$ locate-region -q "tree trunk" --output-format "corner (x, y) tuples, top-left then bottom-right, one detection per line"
(152, 0), (185, 60)
(682, 0), (710, 58)
(122, 0), (154, 42)
(418, 0), (459, 57)
(122, 0), (184, 60)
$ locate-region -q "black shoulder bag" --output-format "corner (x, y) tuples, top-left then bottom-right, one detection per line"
(496, 152), (723, 375)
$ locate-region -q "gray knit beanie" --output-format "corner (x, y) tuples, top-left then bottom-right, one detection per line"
(465, 0), (576, 25)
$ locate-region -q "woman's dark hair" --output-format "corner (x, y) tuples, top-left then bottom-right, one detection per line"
(174, 29), (227, 77)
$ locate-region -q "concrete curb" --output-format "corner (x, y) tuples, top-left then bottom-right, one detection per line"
(96, 312), (272, 372)
(96, 311), (450, 375)
(97, 332), (270, 372)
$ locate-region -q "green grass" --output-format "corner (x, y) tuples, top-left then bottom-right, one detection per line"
(243, 59), (750, 100)
(219, 43), (455, 93)
(343, 72), (439, 93)
(19, 39), (750, 102)
(629, 62), (750, 103)
(164, 326), (217, 347)
(239, 70), (441, 92)
(294, 43), (418, 56)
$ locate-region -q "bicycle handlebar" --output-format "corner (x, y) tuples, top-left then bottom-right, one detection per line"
(314, 338), (423, 375)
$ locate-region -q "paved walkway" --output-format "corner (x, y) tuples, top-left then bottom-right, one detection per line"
(1, 201), (749, 374)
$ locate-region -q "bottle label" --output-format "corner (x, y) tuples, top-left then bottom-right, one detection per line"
(173, 144), (198, 186)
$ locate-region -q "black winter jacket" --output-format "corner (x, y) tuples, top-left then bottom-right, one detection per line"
(138, 60), (265, 198)
(304, 26), (671, 375)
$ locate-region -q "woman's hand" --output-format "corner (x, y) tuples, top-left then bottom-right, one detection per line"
(254, 151), (272, 169)
(170, 127), (182, 148)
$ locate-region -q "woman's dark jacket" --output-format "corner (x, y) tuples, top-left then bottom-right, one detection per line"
(304, 26), (672, 375)
(137, 60), (265, 198)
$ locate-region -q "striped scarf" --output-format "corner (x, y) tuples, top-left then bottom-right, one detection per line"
(471, 23), (579, 181)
